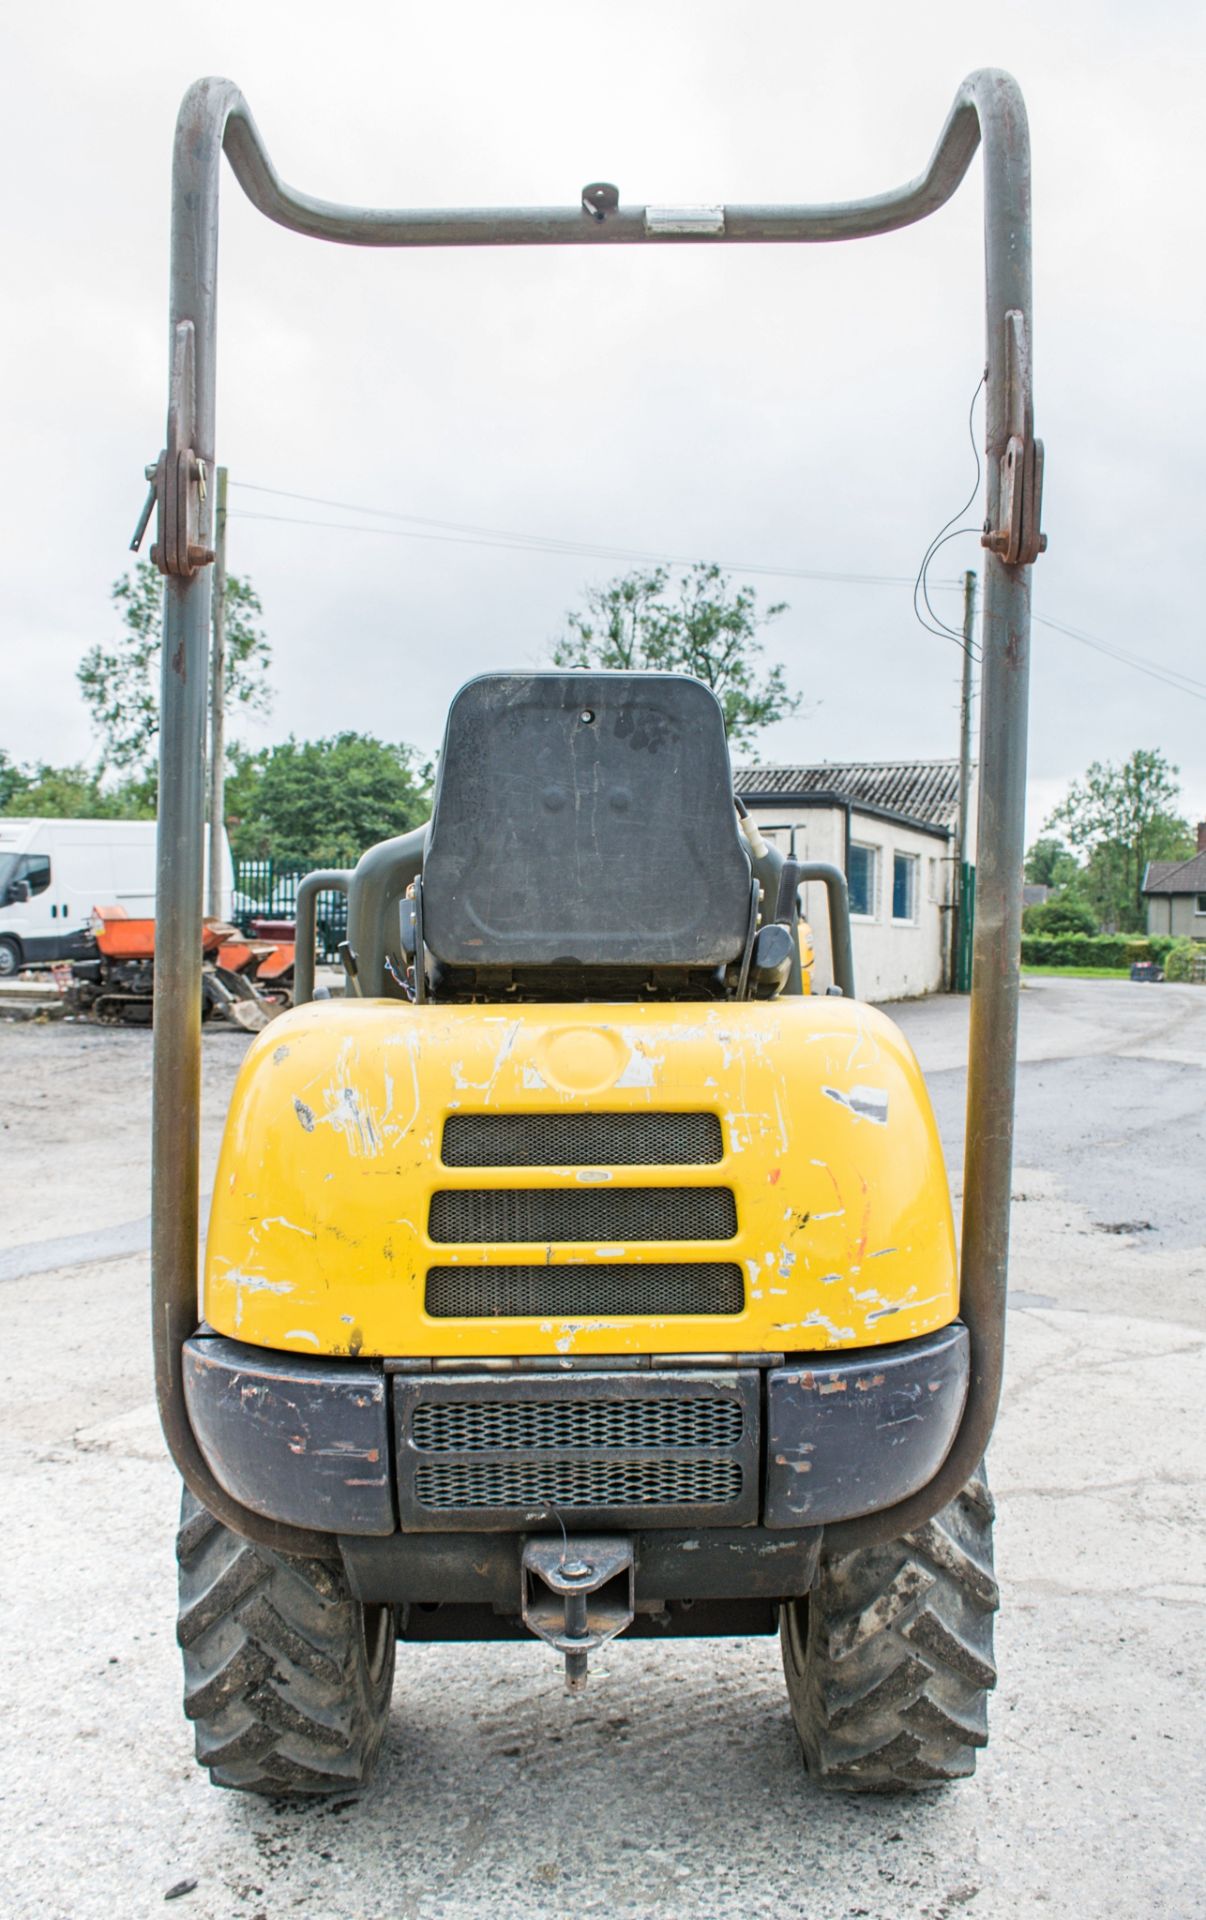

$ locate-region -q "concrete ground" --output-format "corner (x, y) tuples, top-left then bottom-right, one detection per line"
(1, 978), (1203, 1920)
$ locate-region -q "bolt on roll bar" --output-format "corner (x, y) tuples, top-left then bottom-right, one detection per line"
(150, 69), (1043, 1557)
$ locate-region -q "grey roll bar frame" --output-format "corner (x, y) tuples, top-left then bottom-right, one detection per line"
(790, 862), (857, 1002)
(292, 868), (351, 1007)
(151, 68), (1041, 1557)
(346, 825), (429, 999)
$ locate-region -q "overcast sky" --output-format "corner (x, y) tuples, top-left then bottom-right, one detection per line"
(4, 0), (1204, 845)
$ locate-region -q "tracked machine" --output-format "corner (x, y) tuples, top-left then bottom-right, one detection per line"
(146, 71), (1044, 1794)
(67, 908), (289, 1027)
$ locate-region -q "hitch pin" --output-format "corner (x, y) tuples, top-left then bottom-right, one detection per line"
(560, 1557), (594, 1693)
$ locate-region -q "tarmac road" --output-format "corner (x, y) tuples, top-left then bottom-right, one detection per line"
(1, 978), (1204, 1920)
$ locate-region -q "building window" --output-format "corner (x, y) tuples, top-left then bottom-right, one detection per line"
(1196, 894), (1206, 916)
(848, 843), (877, 918)
(892, 852), (919, 923)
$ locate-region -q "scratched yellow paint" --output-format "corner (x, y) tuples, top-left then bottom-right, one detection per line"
(204, 997), (957, 1359)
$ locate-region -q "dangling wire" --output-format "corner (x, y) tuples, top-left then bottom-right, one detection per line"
(913, 372), (985, 657)
(542, 1502), (571, 1570)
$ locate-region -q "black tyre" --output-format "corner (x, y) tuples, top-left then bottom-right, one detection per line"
(781, 1466), (998, 1791)
(176, 1488), (396, 1797)
(0, 936), (21, 978)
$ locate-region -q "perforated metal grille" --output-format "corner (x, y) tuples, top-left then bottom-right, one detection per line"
(394, 1370), (758, 1529)
(410, 1394), (745, 1454)
(425, 1261), (744, 1318)
(441, 1111), (723, 1168)
(428, 1187), (737, 1244)
(413, 1456), (743, 1513)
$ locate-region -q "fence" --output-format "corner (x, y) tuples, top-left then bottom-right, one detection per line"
(955, 862), (976, 994)
(232, 859), (347, 965)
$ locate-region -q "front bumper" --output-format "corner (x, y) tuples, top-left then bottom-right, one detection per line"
(183, 1322), (969, 1545)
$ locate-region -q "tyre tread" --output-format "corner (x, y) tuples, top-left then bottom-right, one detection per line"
(176, 1488), (394, 1798)
(781, 1464), (998, 1792)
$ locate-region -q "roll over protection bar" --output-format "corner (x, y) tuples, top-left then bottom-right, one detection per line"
(346, 825), (428, 999)
(780, 861), (857, 1002)
(151, 69), (1041, 1555)
(292, 868), (351, 1007)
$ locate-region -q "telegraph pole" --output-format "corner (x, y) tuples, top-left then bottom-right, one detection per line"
(953, 568), (976, 991)
(207, 466), (228, 919)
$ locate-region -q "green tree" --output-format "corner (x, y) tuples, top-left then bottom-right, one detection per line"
(0, 751), (155, 819)
(0, 749), (32, 810)
(1046, 749), (1194, 932)
(77, 562), (271, 776)
(1024, 835), (1080, 891)
(552, 564), (799, 747)
(226, 734), (431, 865)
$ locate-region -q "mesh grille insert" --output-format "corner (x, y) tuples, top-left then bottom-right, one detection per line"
(394, 1371), (758, 1529)
(425, 1261), (744, 1318)
(413, 1456), (743, 1513)
(411, 1395), (744, 1453)
(442, 1111), (723, 1168)
(428, 1186), (737, 1244)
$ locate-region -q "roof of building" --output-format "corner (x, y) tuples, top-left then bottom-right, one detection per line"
(733, 758), (963, 833)
(1142, 850), (1206, 895)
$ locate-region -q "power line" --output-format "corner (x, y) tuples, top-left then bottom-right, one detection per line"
(229, 480), (1205, 705)
(229, 483), (951, 589)
(1031, 613), (1206, 705)
(234, 481), (638, 550)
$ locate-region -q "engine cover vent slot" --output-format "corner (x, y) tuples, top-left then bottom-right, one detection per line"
(393, 1369), (759, 1530)
(441, 1111), (724, 1168)
(425, 1261), (744, 1319)
(428, 1186), (737, 1244)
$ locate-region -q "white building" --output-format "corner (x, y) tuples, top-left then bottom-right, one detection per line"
(733, 760), (966, 1003)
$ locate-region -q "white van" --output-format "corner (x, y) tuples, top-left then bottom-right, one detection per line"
(0, 818), (234, 975)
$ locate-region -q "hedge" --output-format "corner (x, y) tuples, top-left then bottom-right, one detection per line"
(1164, 941), (1206, 983)
(1021, 933), (1177, 969)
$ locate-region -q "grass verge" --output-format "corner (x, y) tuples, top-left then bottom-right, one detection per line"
(1021, 965), (1132, 980)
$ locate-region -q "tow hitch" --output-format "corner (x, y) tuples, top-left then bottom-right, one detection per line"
(521, 1537), (635, 1692)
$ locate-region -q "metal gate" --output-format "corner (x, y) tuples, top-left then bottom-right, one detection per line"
(232, 859), (347, 963)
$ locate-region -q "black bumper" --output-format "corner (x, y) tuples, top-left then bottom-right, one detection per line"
(183, 1337), (395, 1535)
(183, 1321), (969, 1542)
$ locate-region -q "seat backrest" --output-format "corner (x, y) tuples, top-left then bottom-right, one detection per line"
(421, 672), (751, 974)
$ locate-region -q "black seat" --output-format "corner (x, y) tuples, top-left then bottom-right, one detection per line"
(421, 672), (751, 977)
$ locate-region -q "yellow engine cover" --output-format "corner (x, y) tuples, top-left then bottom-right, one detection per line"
(204, 998), (957, 1360)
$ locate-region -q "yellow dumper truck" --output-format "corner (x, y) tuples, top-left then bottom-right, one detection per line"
(145, 71), (1043, 1796)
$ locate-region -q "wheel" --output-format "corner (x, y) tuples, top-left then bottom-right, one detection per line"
(781, 1465), (998, 1791)
(0, 937), (21, 977)
(176, 1487), (396, 1797)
